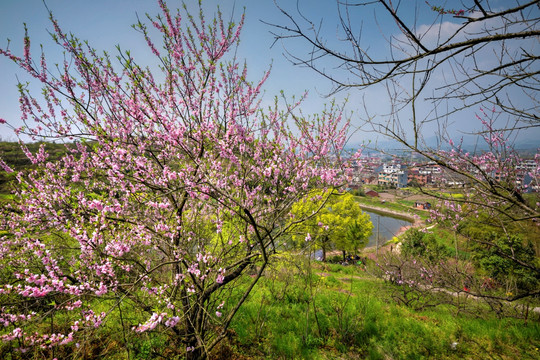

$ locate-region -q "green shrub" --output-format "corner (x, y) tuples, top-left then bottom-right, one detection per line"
(401, 228), (451, 261)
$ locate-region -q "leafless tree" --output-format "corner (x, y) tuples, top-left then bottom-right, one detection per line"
(270, 0), (539, 132)
(269, 0), (539, 222)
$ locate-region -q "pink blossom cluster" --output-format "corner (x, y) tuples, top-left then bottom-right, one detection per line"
(0, 0), (356, 351)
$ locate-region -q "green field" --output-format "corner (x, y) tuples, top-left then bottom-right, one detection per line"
(225, 257), (540, 359)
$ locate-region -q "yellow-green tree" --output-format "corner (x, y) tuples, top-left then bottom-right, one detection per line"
(290, 190), (373, 261)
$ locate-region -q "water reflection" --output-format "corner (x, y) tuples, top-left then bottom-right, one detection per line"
(363, 210), (412, 248)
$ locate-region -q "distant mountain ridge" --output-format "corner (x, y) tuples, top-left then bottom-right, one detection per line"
(346, 134), (539, 154)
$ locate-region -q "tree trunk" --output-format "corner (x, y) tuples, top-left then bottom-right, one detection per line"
(321, 235), (330, 262)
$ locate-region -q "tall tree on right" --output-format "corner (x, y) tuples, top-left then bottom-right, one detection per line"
(271, 0), (539, 303)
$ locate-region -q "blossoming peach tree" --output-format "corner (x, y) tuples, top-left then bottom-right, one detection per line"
(0, 1), (356, 358)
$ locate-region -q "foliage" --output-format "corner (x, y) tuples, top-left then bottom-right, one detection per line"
(401, 228), (451, 262)
(340, 219), (371, 255)
(379, 246), (539, 319)
(472, 233), (538, 295)
(446, 207), (540, 300)
(289, 190), (373, 261)
(0, 1), (355, 359)
(348, 187), (365, 197)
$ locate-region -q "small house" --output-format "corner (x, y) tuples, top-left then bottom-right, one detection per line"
(365, 190), (379, 197)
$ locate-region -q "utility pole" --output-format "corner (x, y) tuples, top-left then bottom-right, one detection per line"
(376, 216), (380, 257)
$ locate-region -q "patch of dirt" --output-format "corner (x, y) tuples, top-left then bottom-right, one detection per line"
(378, 192), (396, 201)
(404, 194), (432, 202)
(336, 288), (355, 296)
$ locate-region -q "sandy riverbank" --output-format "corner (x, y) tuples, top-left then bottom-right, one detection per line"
(358, 204), (423, 230)
(357, 203), (417, 221)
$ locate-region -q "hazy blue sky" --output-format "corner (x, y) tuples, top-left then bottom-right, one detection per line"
(1, 0), (538, 148)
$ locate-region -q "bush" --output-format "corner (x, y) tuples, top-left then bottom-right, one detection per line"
(349, 188), (366, 197)
(401, 229), (451, 261)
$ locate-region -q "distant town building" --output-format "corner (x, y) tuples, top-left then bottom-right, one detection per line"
(365, 190), (379, 197)
(407, 167), (432, 186)
(517, 159), (537, 172)
(382, 163), (402, 174)
(378, 166), (408, 188)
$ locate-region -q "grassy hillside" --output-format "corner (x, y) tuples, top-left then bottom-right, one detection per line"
(2, 256), (536, 359)
(224, 258), (539, 359)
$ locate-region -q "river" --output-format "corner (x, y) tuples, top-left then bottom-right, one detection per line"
(363, 209), (413, 248)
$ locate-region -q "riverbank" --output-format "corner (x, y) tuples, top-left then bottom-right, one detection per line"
(357, 203), (416, 221)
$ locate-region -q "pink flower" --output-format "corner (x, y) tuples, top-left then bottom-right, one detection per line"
(165, 316), (180, 327)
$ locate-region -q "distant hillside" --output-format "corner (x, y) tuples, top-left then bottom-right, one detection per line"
(348, 135), (539, 157)
(0, 141), (70, 194)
